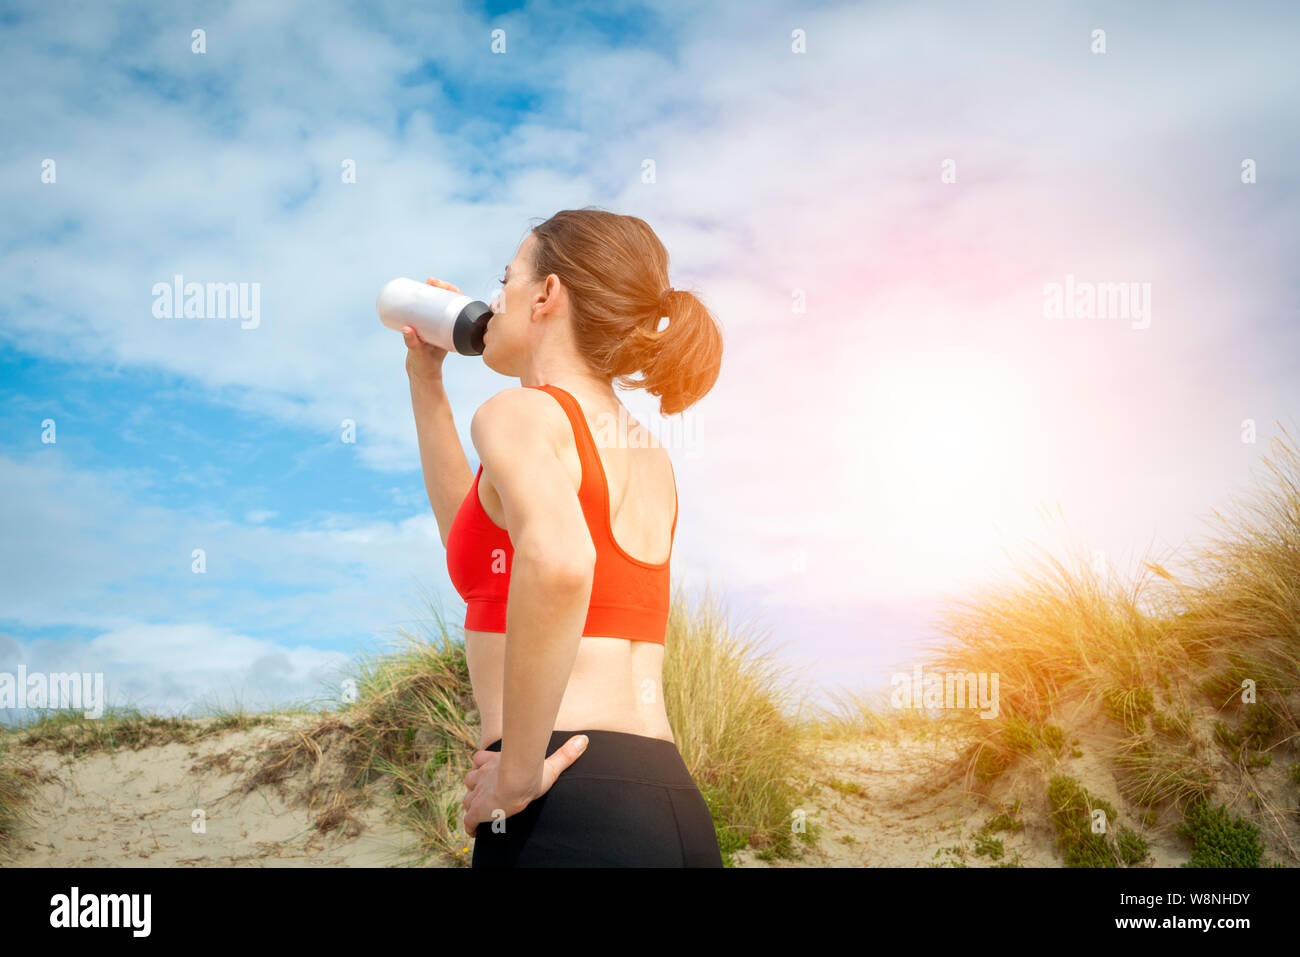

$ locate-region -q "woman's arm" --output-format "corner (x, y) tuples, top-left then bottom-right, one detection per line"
(471, 387), (597, 801)
(402, 280), (474, 546)
(409, 376), (474, 547)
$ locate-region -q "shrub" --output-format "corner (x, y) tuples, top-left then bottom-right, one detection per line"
(1175, 799), (1265, 868)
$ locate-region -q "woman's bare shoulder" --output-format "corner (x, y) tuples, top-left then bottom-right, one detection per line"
(470, 387), (566, 458)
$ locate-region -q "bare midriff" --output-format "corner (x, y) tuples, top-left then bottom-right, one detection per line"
(466, 629), (675, 750)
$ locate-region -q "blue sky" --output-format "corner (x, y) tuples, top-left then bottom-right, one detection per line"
(2, 0), (1299, 724)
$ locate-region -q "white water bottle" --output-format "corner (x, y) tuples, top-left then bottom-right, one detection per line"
(376, 278), (492, 355)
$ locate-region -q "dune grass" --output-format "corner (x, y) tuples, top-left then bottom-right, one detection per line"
(913, 424), (1300, 865)
(0, 740), (41, 862)
(242, 606), (482, 854)
(8, 704), (294, 756)
(660, 583), (816, 862)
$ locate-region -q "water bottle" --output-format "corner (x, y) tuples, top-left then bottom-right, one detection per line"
(376, 278), (492, 355)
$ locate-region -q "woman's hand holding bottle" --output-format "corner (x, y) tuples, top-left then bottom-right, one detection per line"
(403, 278), (459, 388)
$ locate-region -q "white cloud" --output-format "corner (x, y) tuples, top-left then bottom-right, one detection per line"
(0, 452), (458, 644)
(0, 621), (353, 723)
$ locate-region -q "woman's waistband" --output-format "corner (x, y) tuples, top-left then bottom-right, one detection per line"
(481, 728), (697, 788)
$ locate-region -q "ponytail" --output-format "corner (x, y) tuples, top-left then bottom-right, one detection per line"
(610, 285), (723, 416)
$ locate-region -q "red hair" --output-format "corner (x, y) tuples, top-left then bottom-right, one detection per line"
(528, 207), (723, 415)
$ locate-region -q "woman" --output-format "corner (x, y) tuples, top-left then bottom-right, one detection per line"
(404, 208), (725, 867)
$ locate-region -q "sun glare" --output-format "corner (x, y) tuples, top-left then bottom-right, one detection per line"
(845, 350), (1036, 590)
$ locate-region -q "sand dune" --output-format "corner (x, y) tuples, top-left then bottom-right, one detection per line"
(6, 715), (412, 867)
(2, 711), (1249, 867)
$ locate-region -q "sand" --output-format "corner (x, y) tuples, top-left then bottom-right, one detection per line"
(1, 713), (1276, 867)
(730, 726), (1191, 867)
(5, 714), (414, 867)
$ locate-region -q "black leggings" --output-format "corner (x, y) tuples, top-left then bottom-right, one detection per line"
(471, 728), (724, 868)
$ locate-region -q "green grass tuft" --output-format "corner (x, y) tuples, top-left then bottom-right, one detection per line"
(1175, 799), (1265, 868)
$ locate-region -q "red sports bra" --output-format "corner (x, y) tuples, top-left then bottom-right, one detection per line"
(445, 383), (677, 644)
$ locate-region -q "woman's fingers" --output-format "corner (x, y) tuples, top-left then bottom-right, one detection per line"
(425, 276), (463, 294)
(540, 735), (589, 791)
(402, 327), (429, 352)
